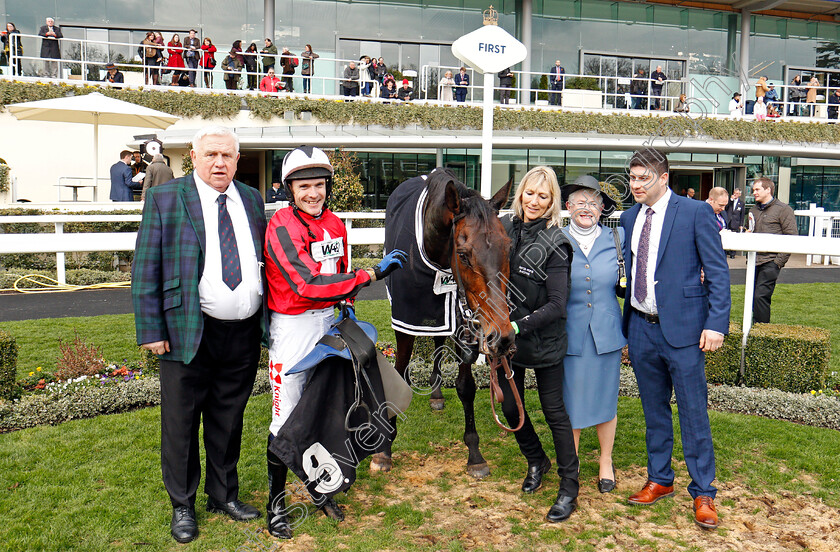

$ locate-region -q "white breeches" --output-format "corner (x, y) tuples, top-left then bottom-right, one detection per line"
(268, 307), (334, 436)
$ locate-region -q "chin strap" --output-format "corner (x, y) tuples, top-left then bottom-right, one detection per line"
(291, 204), (317, 241)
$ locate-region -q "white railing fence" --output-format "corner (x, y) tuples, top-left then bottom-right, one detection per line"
(3, 32), (839, 120)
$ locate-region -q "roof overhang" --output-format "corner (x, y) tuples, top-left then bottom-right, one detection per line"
(136, 123), (840, 161)
(642, 0), (840, 19)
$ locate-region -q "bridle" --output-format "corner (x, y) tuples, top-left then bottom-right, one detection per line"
(450, 212), (524, 433)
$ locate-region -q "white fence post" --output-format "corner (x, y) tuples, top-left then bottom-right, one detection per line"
(55, 221), (66, 284)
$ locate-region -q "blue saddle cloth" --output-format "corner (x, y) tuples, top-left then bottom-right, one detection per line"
(286, 307), (379, 375)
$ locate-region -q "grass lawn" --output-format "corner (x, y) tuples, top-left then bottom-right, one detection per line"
(1, 388), (839, 552)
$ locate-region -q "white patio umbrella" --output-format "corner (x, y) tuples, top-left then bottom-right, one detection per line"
(7, 92), (179, 197)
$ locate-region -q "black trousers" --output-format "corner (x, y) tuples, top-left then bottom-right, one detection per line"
(159, 312), (261, 508)
(498, 360), (579, 497)
(753, 261), (781, 324)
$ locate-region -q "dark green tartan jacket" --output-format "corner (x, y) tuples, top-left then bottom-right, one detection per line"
(132, 175), (268, 364)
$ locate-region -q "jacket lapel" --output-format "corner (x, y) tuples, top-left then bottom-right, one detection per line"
(623, 203), (640, 268)
(181, 175), (206, 255)
(656, 194), (679, 269)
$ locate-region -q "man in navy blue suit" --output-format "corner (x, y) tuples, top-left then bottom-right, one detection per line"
(109, 150), (135, 201)
(620, 148), (730, 530)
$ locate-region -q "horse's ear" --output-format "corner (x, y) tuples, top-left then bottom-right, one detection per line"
(444, 180), (461, 216)
(489, 177), (514, 212)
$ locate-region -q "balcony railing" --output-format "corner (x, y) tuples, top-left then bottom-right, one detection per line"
(2, 32), (837, 122)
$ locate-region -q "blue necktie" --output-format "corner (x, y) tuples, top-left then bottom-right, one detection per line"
(217, 194), (241, 290)
(634, 207), (655, 304)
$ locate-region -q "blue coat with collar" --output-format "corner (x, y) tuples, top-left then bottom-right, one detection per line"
(619, 193), (731, 348)
(561, 225), (627, 356)
(109, 161), (134, 201)
(132, 174), (268, 364)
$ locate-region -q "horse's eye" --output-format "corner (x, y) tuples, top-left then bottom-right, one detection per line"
(457, 251), (471, 266)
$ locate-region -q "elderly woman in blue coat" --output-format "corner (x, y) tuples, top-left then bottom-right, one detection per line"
(560, 175), (627, 493)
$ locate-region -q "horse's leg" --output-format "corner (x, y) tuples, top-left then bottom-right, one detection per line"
(370, 331), (415, 473)
(429, 336), (447, 411)
(456, 362), (490, 479)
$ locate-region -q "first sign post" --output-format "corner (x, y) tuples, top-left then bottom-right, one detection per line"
(451, 22), (527, 198)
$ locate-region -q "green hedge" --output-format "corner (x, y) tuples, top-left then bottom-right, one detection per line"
(0, 331), (18, 399)
(4, 80), (840, 146)
(0, 270), (130, 289)
(705, 323), (830, 393)
(0, 164), (9, 194)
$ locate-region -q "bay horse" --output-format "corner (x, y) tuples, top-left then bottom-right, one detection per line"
(373, 168), (515, 479)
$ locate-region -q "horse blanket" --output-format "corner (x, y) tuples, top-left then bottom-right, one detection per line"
(385, 174), (458, 336)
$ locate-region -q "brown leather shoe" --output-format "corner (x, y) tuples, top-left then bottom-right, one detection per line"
(627, 480), (674, 505)
(693, 496), (719, 529)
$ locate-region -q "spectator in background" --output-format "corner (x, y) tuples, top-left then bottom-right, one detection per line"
(38, 17), (63, 78)
(806, 77), (820, 117)
(439, 70), (455, 102)
(374, 57), (387, 84)
(650, 65), (666, 110)
(705, 187), (730, 231)
(2, 22), (23, 76)
(764, 82), (779, 109)
(789, 75), (805, 116)
(142, 31), (161, 85)
(301, 44), (318, 94)
(103, 62), (124, 88)
(729, 92), (743, 118)
(754, 76), (769, 103)
(166, 34), (185, 86)
(184, 29), (201, 87)
(674, 93), (690, 113)
(223, 40), (244, 90)
(359, 55), (374, 97)
(397, 78), (414, 102)
(549, 60), (565, 106)
(142, 154), (175, 201)
(753, 96), (767, 121)
(725, 188), (745, 258)
(380, 77), (398, 101)
(259, 68), (282, 93)
(631, 68), (647, 110)
(244, 42), (259, 90)
(110, 150), (136, 202)
(201, 37), (217, 88)
(747, 178), (797, 323)
(454, 66), (470, 103)
(260, 38), (277, 74)
(280, 47), (296, 92)
(132, 151), (148, 177)
(828, 88), (840, 120)
(153, 32), (166, 81)
(498, 67), (514, 105)
(686, 188), (696, 200)
(265, 181), (287, 203)
(343, 61), (359, 97)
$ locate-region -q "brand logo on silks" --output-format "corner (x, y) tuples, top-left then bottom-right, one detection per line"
(451, 25), (527, 74)
(311, 237), (344, 263)
(302, 442), (345, 494)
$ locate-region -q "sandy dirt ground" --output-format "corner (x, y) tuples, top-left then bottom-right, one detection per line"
(234, 443), (840, 552)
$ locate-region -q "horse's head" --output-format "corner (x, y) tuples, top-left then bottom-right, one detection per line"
(424, 170), (515, 357)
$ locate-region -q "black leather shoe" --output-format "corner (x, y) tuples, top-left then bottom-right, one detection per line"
(170, 505), (198, 544)
(545, 495), (577, 523)
(521, 457), (552, 494)
(206, 497), (261, 521)
(598, 464), (617, 494)
(320, 497), (345, 521)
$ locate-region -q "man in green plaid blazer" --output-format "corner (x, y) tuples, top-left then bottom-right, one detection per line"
(132, 126), (268, 544)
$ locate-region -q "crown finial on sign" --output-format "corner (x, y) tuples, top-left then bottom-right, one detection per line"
(483, 5), (499, 26)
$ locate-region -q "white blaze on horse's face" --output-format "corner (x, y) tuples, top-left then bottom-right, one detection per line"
(453, 216), (515, 356)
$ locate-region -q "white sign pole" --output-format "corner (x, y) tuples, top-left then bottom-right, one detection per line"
(481, 73), (495, 198)
(451, 24), (526, 199)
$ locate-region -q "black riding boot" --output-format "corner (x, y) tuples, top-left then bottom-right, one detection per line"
(267, 444), (293, 539)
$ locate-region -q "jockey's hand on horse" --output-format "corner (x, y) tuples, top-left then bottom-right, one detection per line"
(373, 249), (407, 280)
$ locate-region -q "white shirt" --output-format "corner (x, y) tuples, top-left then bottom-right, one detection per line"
(630, 188), (672, 315)
(194, 174), (262, 320)
(729, 99), (742, 118)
